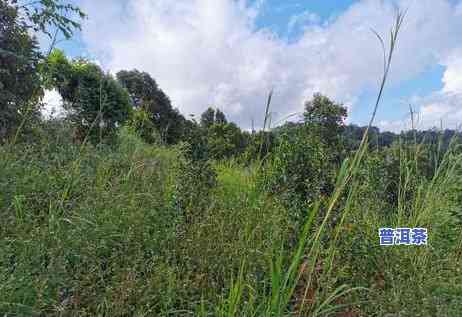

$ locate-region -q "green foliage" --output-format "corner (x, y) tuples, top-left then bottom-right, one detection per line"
(44, 50), (132, 143)
(179, 118), (210, 161)
(207, 122), (247, 160)
(0, 0), (85, 142)
(304, 93), (347, 160)
(215, 109), (228, 125)
(197, 107), (248, 160)
(343, 125), (462, 152)
(259, 125), (334, 220)
(171, 142), (218, 219)
(259, 94), (348, 218)
(0, 1), (42, 142)
(201, 107), (217, 128)
(0, 129), (292, 315)
(1, 116), (462, 316)
(241, 131), (275, 163)
(127, 108), (160, 144)
(2, 7), (462, 316)
(8, 0), (85, 40)
(200, 107), (228, 127)
(117, 69), (186, 144)
(0, 128), (181, 315)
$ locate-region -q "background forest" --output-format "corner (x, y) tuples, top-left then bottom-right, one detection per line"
(1, 1), (462, 316)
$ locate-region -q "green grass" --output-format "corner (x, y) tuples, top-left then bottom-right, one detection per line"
(1, 124), (461, 316)
(0, 128), (291, 316)
(1, 10), (462, 317)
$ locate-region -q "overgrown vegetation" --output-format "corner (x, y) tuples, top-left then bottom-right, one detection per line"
(1, 1), (461, 316)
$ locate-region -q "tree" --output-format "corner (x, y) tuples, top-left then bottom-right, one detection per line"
(200, 107), (216, 128)
(116, 70), (157, 109)
(0, 2), (42, 141)
(200, 107), (228, 128)
(259, 124), (333, 222)
(207, 122), (246, 159)
(304, 93), (347, 148)
(304, 93), (348, 164)
(45, 50), (131, 142)
(117, 70), (185, 144)
(9, 0), (84, 40)
(0, 0), (84, 142)
(198, 107), (246, 159)
(215, 109), (227, 125)
(259, 95), (347, 218)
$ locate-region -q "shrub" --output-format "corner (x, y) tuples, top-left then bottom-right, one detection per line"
(259, 125), (335, 222)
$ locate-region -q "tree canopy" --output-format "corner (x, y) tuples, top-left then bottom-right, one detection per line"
(303, 93), (348, 164)
(0, 0), (84, 143)
(10, 0), (85, 40)
(117, 69), (186, 144)
(44, 50), (132, 142)
(1, 1), (42, 141)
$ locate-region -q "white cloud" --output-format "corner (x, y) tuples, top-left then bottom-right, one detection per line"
(442, 52), (462, 94)
(78, 0), (462, 129)
(42, 89), (65, 120)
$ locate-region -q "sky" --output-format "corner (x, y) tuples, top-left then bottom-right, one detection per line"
(42, 0), (462, 132)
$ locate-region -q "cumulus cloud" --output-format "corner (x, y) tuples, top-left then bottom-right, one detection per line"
(77, 0), (462, 129)
(442, 52), (462, 94)
(42, 89), (65, 120)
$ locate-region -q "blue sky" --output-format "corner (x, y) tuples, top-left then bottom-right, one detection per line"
(44, 0), (462, 131)
(252, 0), (447, 127)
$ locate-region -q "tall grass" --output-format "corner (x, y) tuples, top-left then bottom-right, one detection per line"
(215, 11), (406, 316)
(214, 9), (460, 316)
(1, 9), (462, 317)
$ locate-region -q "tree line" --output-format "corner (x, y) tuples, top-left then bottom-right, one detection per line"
(1, 0), (460, 160)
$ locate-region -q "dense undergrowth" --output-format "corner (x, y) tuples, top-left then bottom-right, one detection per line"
(1, 123), (462, 316)
(2, 2), (462, 316)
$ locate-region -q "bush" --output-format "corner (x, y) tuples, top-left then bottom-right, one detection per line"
(258, 125), (335, 222)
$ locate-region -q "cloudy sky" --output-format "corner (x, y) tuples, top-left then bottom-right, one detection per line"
(43, 0), (462, 131)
